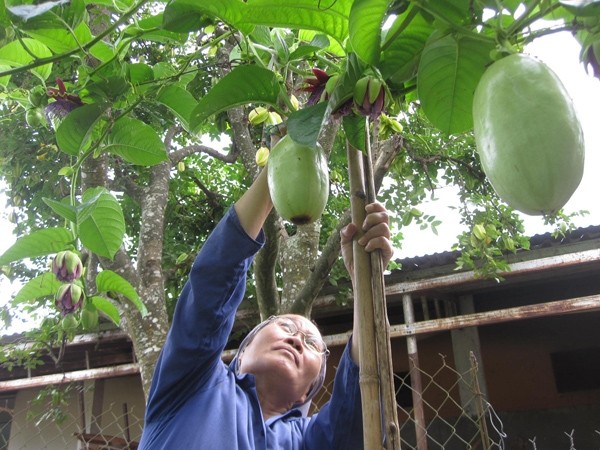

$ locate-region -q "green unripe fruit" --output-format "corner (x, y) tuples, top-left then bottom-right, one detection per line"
(25, 109), (45, 127)
(473, 54), (584, 216)
(248, 107), (269, 125)
(255, 146), (270, 167)
(267, 135), (329, 225)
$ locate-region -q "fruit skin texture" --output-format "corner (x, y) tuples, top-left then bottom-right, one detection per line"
(267, 135), (329, 225)
(472, 53), (584, 216)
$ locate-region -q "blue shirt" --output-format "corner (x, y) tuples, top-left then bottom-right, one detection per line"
(138, 207), (363, 449)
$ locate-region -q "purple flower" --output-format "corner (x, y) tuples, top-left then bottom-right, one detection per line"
(52, 251), (83, 282)
(55, 283), (85, 316)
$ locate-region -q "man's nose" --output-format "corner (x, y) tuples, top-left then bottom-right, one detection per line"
(285, 334), (304, 352)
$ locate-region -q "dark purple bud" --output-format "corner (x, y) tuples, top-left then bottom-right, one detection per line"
(55, 283), (85, 316)
(52, 251), (83, 282)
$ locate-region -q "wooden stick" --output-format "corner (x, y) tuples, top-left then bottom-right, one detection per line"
(363, 118), (402, 450)
(347, 142), (384, 449)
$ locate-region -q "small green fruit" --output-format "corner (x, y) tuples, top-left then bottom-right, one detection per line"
(248, 107), (269, 125)
(267, 135), (329, 225)
(255, 146), (270, 167)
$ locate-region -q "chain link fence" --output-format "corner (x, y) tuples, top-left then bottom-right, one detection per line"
(1, 382), (143, 450)
(1, 353), (599, 449)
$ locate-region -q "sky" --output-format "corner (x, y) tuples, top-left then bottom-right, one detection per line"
(1, 29), (600, 332)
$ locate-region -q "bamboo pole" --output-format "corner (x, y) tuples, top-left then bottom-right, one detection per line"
(363, 126), (401, 450)
(402, 294), (428, 450)
(347, 142), (384, 449)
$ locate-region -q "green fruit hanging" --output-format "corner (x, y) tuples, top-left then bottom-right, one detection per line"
(472, 53), (585, 216)
(267, 135), (329, 225)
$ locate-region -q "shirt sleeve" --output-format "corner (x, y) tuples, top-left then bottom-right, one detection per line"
(304, 338), (364, 450)
(144, 207), (264, 421)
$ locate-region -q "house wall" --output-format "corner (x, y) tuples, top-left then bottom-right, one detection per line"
(7, 375), (145, 450)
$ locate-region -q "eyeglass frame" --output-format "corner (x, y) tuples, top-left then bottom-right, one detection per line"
(267, 315), (330, 357)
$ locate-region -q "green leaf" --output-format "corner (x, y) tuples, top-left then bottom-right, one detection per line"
(88, 295), (121, 325)
(104, 117), (168, 166)
(189, 65), (281, 130)
(287, 102), (328, 147)
(0, 37), (52, 81)
(157, 84), (199, 131)
(0, 228), (75, 265)
(417, 34), (493, 134)
(163, 0), (250, 33)
(78, 188), (125, 259)
(95, 271), (148, 317)
(126, 62), (154, 85)
(349, 0), (388, 65)
(240, 0), (353, 44)
(12, 273), (62, 305)
(342, 113), (367, 152)
(56, 103), (108, 156)
(381, 10), (435, 85)
(23, 21), (93, 54)
(42, 197), (77, 223)
(162, 0), (213, 33)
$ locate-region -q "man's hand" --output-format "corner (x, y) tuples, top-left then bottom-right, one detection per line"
(340, 202), (394, 278)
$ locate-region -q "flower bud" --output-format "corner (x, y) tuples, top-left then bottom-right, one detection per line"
(52, 251), (83, 282)
(55, 283), (85, 316)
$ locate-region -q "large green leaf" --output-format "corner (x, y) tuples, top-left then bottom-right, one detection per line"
(88, 295), (121, 325)
(241, 0), (353, 44)
(12, 273), (62, 305)
(56, 103), (108, 156)
(42, 197), (77, 223)
(417, 34), (493, 134)
(95, 271), (148, 317)
(104, 117), (168, 166)
(380, 10), (435, 85)
(0, 227), (75, 265)
(287, 102), (328, 147)
(0, 37), (52, 81)
(23, 21), (93, 54)
(348, 0), (388, 66)
(162, 0), (250, 33)
(189, 65), (281, 130)
(157, 84), (199, 131)
(342, 113), (367, 152)
(78, 188), (125, 259)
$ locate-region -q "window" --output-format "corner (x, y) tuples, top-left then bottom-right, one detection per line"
(551, 347), (600, 393)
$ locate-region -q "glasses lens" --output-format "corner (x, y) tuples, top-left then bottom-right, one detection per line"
(275, 317), (326, 354)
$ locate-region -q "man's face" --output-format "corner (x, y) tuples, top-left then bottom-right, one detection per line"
(238, 314), (324, 405)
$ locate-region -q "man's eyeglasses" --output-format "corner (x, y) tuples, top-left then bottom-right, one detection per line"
(269, 316), (329, 356)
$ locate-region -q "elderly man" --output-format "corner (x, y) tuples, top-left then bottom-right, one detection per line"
(138, 167), (393, 449)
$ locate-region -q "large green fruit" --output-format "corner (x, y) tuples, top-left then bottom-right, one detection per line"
(267, 135), (329, 225)
(472, 53), (584, 215)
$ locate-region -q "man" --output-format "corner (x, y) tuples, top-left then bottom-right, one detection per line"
(138, 167), (393, 449)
